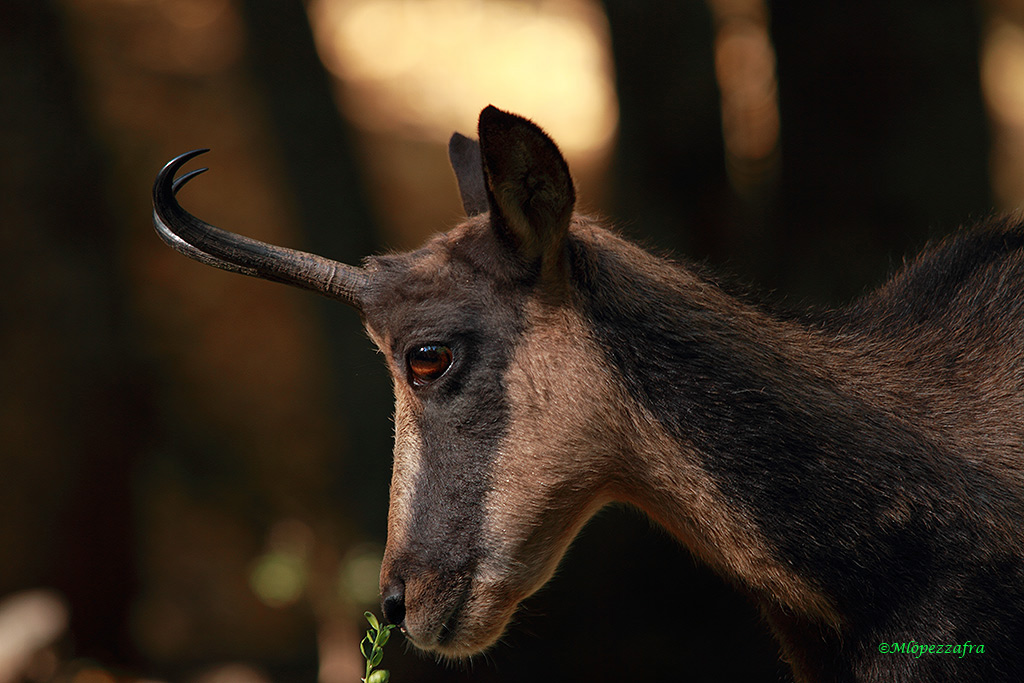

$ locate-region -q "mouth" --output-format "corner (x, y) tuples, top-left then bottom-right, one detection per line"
(406, 590), (477, 655)
(397, 576), (518, 657)
(436, 591), (469, 648)
(404, 583), (469, 651)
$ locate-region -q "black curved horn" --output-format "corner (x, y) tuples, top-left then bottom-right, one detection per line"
(152, 150), (369, 308)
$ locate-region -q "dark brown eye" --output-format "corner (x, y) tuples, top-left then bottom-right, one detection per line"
(407, 345), (453, 387)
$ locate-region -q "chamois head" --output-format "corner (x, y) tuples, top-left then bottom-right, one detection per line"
(153, 107), (626, 655)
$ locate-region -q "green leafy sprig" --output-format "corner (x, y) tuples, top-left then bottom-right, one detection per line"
(361, 611), (396, 683)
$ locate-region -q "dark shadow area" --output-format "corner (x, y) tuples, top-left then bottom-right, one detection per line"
(0, 0), (1001, 681)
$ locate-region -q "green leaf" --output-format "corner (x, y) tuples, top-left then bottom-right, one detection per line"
(367, 670), (390, 683)
(370, 648), (384, 667)
(360, 639), (371, 661)
(364, 611), (381, 631)
(374, 628), (391, 648)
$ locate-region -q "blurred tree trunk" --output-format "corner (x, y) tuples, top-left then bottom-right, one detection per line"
(601, 0), (990, 304)
(768, 0), (991, 302)
(53, 0), (378, 673)
(574, 2), (990, 682)
(238, 0), (393, 537)
(577, 4), (787, 683)
(0, 0), (144, 664)
(599, 0), (732, 260)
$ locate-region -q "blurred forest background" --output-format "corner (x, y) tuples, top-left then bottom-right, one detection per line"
(1, 0), (1020, 681)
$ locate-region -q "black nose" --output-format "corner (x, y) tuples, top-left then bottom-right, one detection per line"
(381, 579), (406, 627)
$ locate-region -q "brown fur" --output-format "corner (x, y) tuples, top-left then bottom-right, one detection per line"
(153, 107), (1024, 682)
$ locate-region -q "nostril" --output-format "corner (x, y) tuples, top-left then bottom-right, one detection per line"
(381, 580), (406, 627)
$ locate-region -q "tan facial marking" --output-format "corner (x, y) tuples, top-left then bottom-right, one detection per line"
(465, 296), (840, 638)
(374, 327), (421, 590)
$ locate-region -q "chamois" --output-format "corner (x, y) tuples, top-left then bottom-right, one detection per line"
(153, 106), (1024, 682)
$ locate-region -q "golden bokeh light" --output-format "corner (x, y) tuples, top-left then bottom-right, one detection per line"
(983, 18), (1024, 126)
(982, 14), (1024, 208)
(248, 552), (308, 609)
(247, 519), (315, 609)
(708, 0), (779, 195)
(307, 0), (618, 156)
(337, 544), (385, 606)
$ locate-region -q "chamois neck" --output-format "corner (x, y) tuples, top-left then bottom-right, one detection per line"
(570, 224), (844, 602)
(568, 222), (1021, 640)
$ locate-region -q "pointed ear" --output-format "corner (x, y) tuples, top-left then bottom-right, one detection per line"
(448, 132), (489, 217)
(477, 106), (575, 272)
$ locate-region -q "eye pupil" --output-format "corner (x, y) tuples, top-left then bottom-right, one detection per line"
(407, 345), (452, 386)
